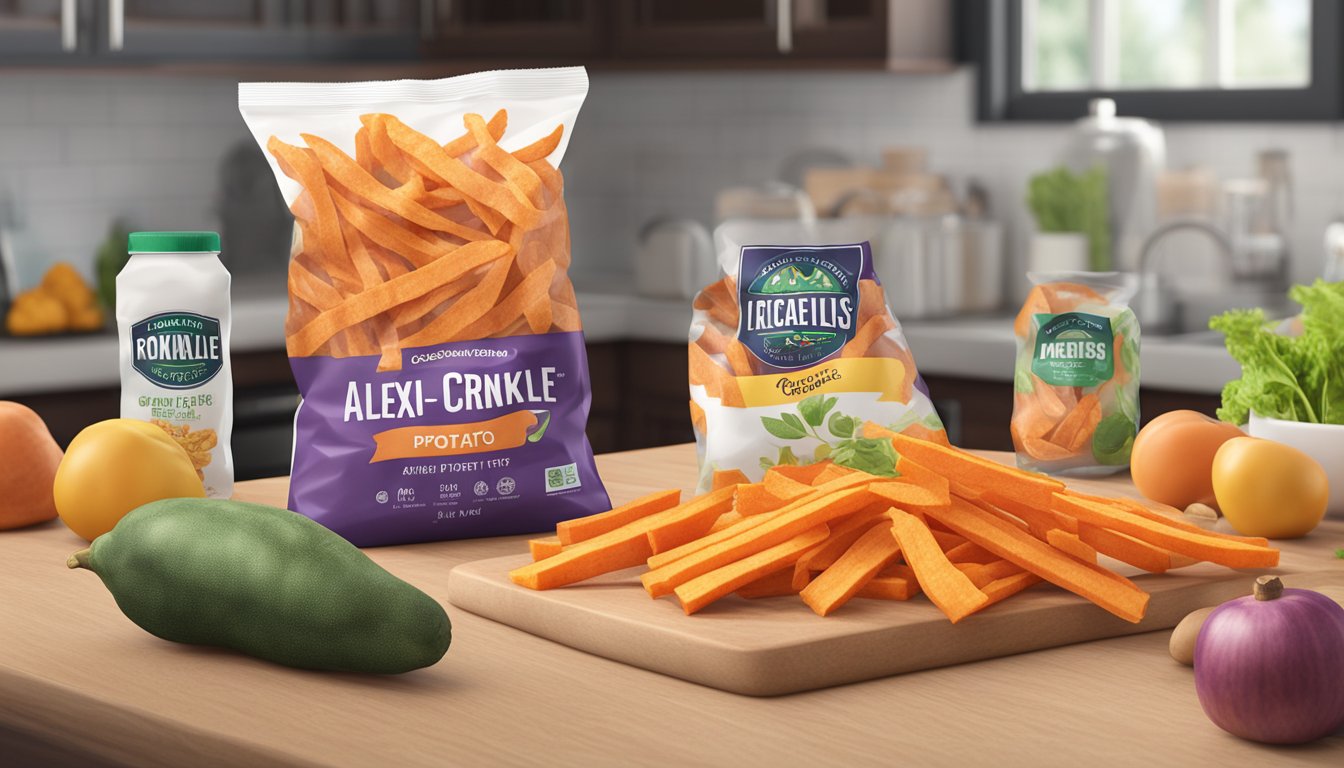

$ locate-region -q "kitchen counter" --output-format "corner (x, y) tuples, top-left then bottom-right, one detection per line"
(0, 288), (692, 397)
(1, 444), (1341, 767)
(0, 289), (1238, 397)
(900, 315), (1242, 394)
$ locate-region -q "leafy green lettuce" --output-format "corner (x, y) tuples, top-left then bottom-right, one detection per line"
(1210, 279), (1344, 425)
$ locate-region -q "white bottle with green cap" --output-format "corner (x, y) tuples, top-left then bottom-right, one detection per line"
(117, 231), (233, 498)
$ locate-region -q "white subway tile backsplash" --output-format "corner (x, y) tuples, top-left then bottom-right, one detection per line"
(17, 166), (96, 204)
(0, 67), (1340, 296)
(26, 80), (113, 124)
(0, 126), (64, 166)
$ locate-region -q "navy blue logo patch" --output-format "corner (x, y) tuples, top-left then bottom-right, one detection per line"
(737, 245), (862, 370)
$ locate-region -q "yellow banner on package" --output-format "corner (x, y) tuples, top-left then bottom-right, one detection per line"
(733, 357), (910, 408)
(370, 410), (538, 462)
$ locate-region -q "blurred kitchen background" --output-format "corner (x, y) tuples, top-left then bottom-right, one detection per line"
(1, 1), (1339, 479)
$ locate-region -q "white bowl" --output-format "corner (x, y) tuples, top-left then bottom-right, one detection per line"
(1248, 412), (1344, 518)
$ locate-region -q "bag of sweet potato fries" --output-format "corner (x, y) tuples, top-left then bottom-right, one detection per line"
(689, 237), (947, 491)
(239, 68), (609, 546)
(1011, 272), (1140, 476)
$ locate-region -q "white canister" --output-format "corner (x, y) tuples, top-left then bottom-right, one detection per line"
(1028, 231), (1090, 274)
(116, 231), (234, 498)
(635, 218), (715, 300)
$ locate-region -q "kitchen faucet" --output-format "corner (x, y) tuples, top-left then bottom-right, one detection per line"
(1136, 217), (1234, 333)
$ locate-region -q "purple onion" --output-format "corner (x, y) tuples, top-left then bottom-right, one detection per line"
(1194, 576), (1344, 744)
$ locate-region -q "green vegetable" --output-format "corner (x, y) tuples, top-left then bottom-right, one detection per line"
(1027, 165), (1110, 271)
(1210, 280), (1344, 425)
(1335, 549), (1344, 560)
(1113, 308), (1141, 379)
(94, 220), (131, 310)
(68, 499), (451, 674)
(1091, 412), (1136, 465)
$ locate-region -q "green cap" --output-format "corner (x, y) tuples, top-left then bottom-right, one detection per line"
(127, 231), (221, 254)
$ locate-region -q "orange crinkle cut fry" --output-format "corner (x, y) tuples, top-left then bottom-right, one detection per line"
(791, 507), (888, 589)
(508, 486), (735, 590)
(734, 483), (789, 516)
(376, 113), (543, 229)
(799, 517), (905, 616)
(554, 489), (682, 546)
(648, 472), (875, 573)
(674, 526), (829, 615)
(712, 469), (751, 490)
(888, 510), (989, 623)
(735, 567), (801, 599)
(529, 537), (564, 561)
(693, 276), (739, 328)
(886, 433), (1064, 508)
(273, 106), (578, 378)
(1050, 494), (1279, 569)
(641, 484), (881, 598)
(287, 240), (511, 357)
(922, 496), (1149, 623)
(840, 314), (895, 358)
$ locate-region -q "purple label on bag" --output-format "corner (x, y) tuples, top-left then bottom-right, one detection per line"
(287, 331), (609, 547)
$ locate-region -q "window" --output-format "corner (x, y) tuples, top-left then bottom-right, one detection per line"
(969, 0), (1340, 121)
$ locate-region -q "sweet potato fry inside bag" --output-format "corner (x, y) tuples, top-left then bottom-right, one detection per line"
(690, 229), (946, 491)
(239, 68), (608, 545)
(1012, 272), (1140, 476)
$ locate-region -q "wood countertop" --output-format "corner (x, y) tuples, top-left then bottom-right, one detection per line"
(1, 445), (1341, 767)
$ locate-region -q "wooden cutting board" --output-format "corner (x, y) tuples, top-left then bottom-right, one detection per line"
(448, 454), (1344, 696)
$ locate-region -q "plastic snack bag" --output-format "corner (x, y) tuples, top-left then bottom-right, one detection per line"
(688, 239), (947, 491)
(1011, 272), (1140, 476)
(239, 67), (609, 546)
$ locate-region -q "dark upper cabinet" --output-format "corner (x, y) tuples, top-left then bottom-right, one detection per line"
(0, 0), (90, 60)
(103, 1), (310, 60)
(0, 0), (310, 62)
(419, 0), (606, 60)
(613, 0), (887, 65)
(0, 0), (939, 69)
(302, 0), (605, 61)
(298, 1), (420, 61)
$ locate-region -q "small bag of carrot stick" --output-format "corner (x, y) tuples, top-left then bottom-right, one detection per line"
(1011, 272), (1140, 476)
(239, 68), (609, 546)
(689, 237), (947, 491)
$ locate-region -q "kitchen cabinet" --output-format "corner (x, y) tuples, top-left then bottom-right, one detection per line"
(104, 1), (310, 61)
(418, 0), (606, 60)
(0, 0), (87, 60)
(612, 0), (887, 65)
(302, 0), (607, 61)
(302, 1), (607, 62)
(0, 0), (310, 63)
(584, 341), (694, 454)
(0, 0), (952, 71)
